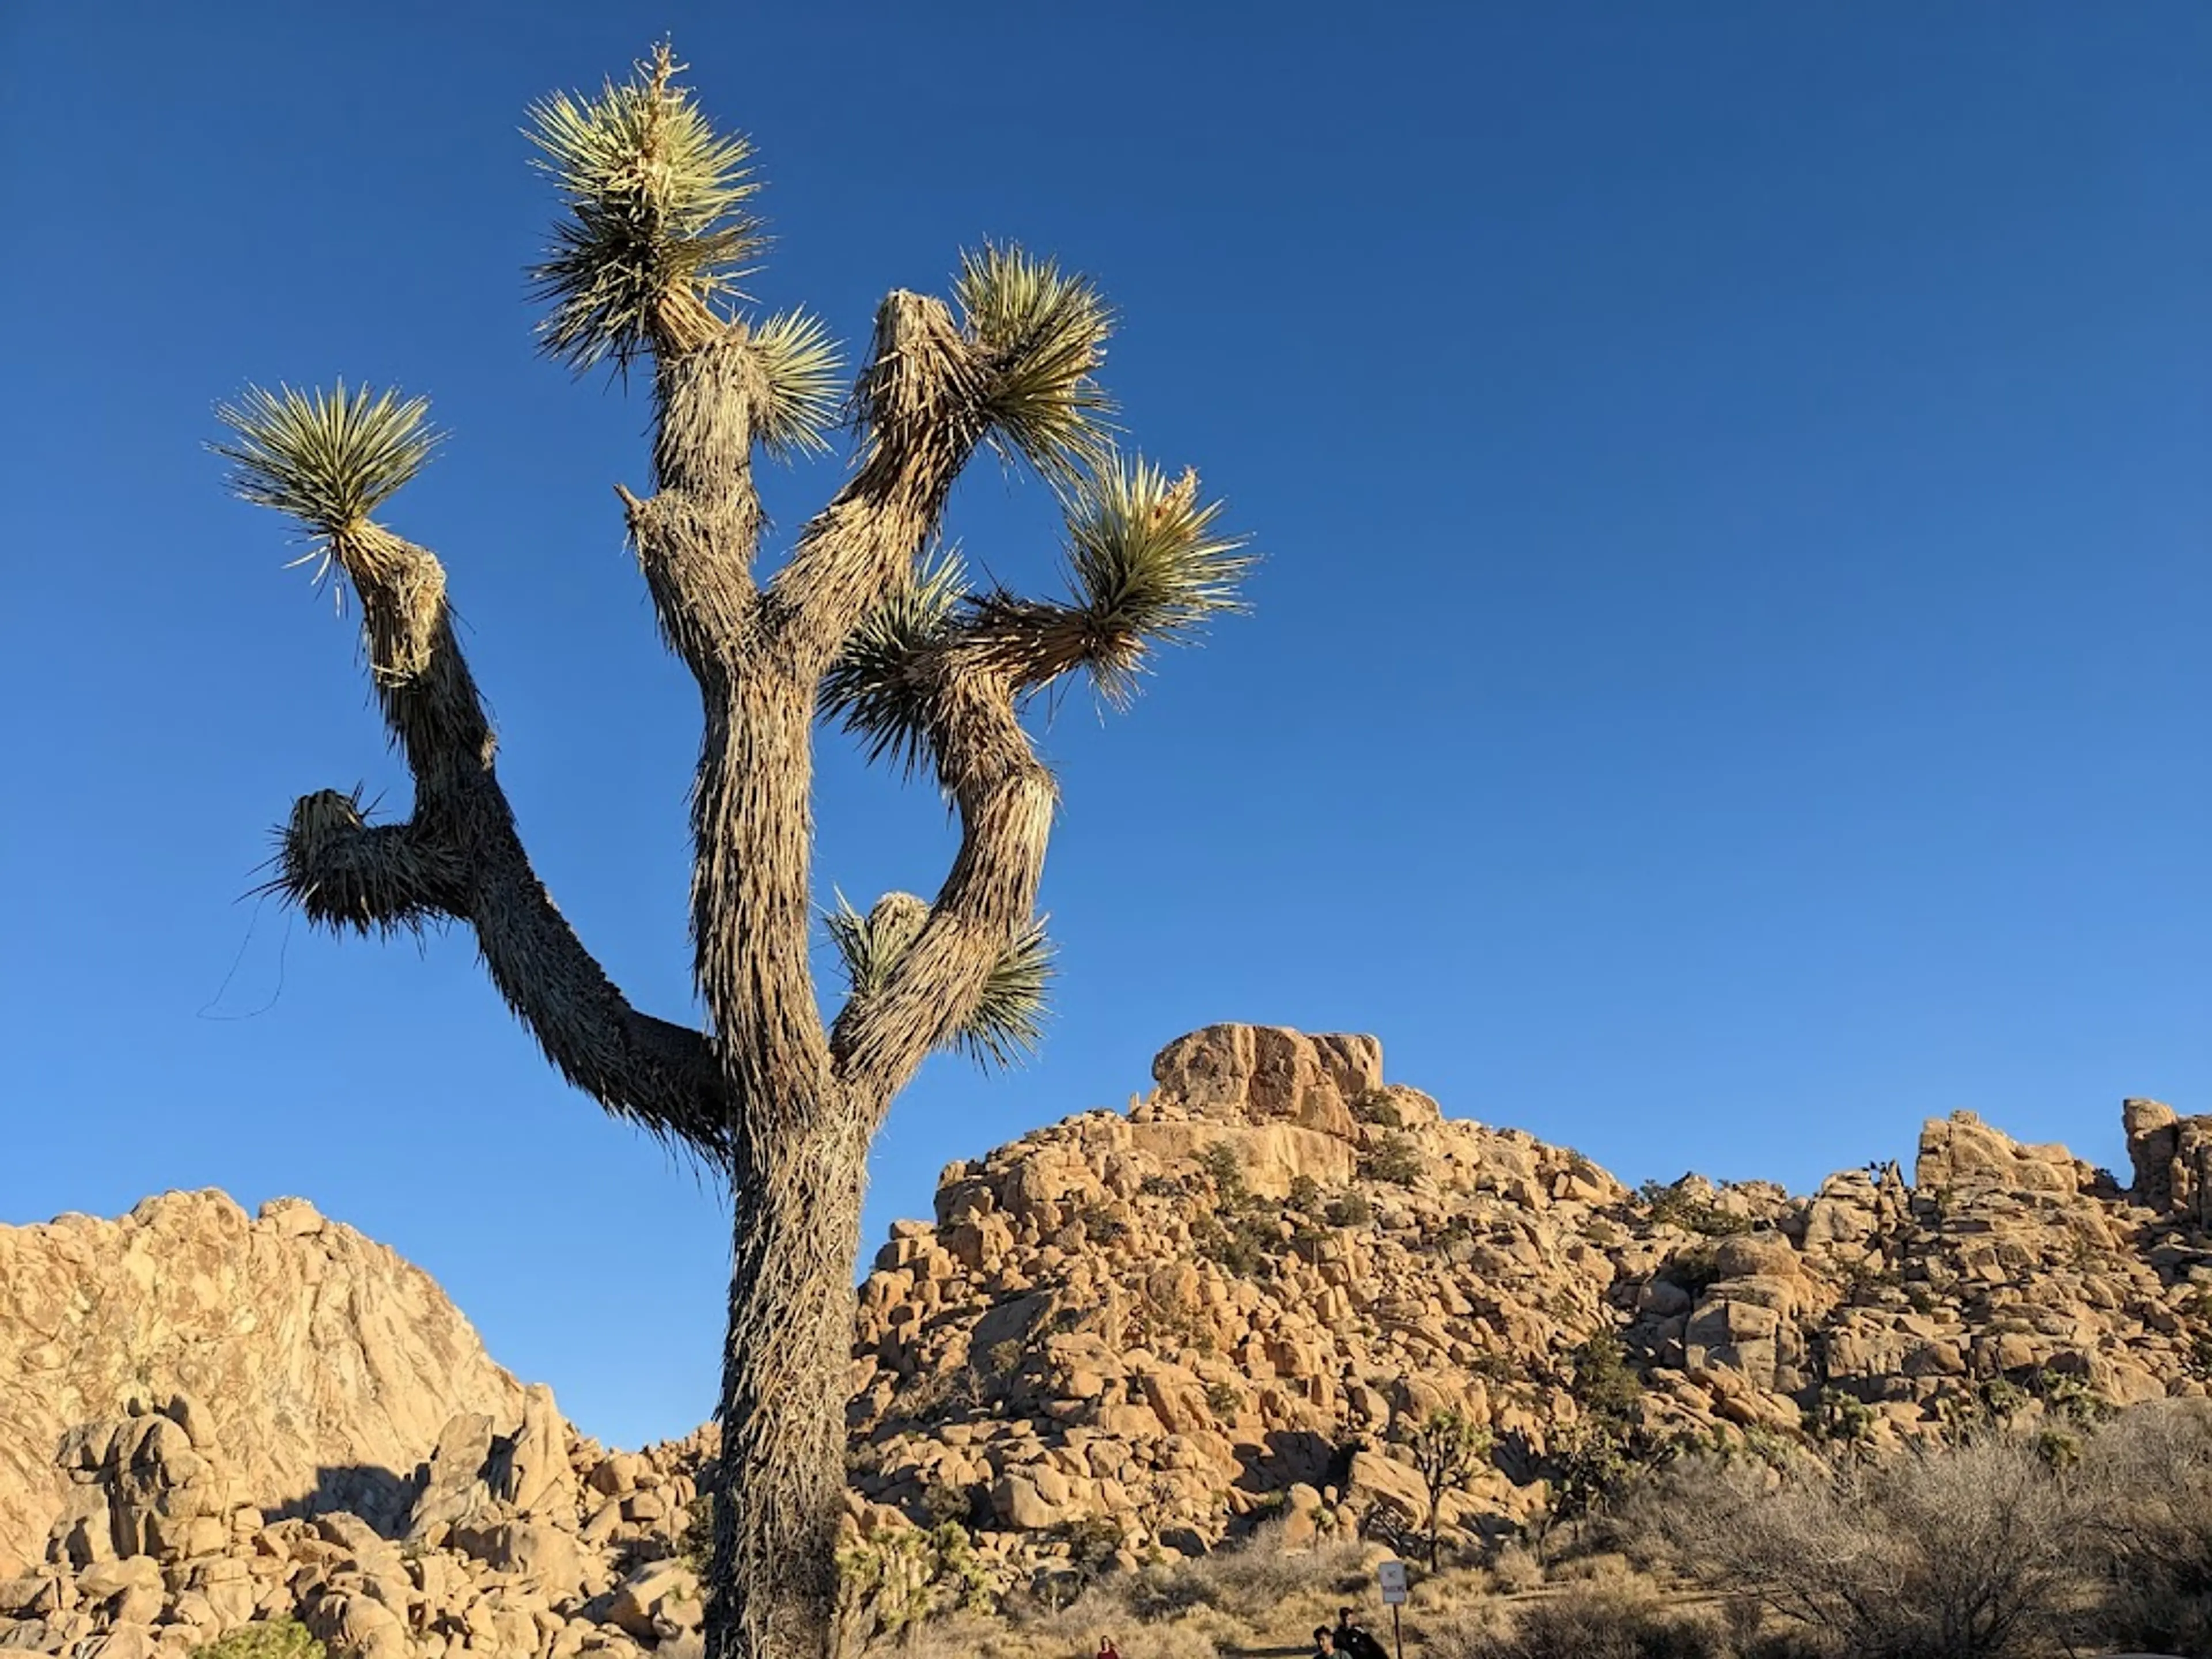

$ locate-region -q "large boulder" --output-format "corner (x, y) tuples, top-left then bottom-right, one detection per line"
(1150, 1025), (1383, 1139)
(2125, 1097), (2212, 1224)
(1914, 1111), (2091, 1196)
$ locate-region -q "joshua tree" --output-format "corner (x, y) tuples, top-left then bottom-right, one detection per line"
(212, 46), (1249, 1659)
(1403, 1407), (1493, 1568)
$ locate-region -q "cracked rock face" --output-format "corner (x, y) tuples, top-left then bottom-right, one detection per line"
(0, 1189), (527, 1574)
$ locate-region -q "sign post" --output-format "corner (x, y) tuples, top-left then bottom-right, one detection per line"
(1377, 1560), (1408, 1659)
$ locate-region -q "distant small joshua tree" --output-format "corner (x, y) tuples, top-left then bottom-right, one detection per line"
(211, 44), (1250, 1659)
(1403, 1406), (1494, 1568)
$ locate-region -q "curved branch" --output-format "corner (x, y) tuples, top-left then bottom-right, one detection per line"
(275, 524), (732, 1166)
(767, 291), (986, 680)
(830, 656), (1056, 1103)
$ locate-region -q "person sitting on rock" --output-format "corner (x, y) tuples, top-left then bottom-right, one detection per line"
(1335, 1608), (1388, 1659)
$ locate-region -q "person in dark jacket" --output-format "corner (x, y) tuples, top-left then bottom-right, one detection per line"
(1335, 1609), (1388, 1659)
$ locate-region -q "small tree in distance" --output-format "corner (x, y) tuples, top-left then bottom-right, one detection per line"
(211, 45), (1251, 1659)
(1405, 1407), (1494, 1569)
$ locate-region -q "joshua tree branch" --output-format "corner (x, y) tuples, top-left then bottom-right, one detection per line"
(275, 525), (732, 1162)
(619, 329), (770, 690)
(831, 658), (1056, 1101)
(767, 293), (986, 681)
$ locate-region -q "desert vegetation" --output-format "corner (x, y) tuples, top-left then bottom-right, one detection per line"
(813, 1397), (2212, 1659)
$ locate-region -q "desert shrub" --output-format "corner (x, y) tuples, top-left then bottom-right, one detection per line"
(1658, 1243), (1725, 1297)
(1009, 1581), (1228, 1659)
(1128, 1517), (1369, 1623)
(1548, 1416), (1643, 1525)
(678, 1488), (715, 1570)
(1801, 1387), (1876, 1450)
(1362, 1133), (1423, 1186)
(1430, 1582), (1724, 1659)
(1645, 1434), (2084, 1659)
(1637, 1180), (1751, 1237)
(1074, 1201), (1129, 1244)
(1139, 1172), (1187, 1199)
(1491, 1540), (1545, 1594)
(920, 1476), (981, 1528)
(1196, 1142), (1249, 1205)
(1326, 1190), (1376, 1228)
(2075, 1399), (2212, 1657)
(1193, 1210), (1279, 1277)
(1351, 1088), (1404, 1128)
(1569, 1328), (1645, 1422)
(1287, 1173), (1323, 1212)
(1204, 1380), (1245, 1418)
(190, 1625), (327, 1659)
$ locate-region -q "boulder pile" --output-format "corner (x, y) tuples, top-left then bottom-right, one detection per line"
(3, 1022), (2209, 1655)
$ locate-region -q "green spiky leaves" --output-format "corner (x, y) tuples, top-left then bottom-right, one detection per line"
(960, 919), (1054, 1067)
(955, 243), (1115, 482)
(819, 552), (970, 777)
(213, 381), (441, 539)
(750, 309), (843, 458)
(827, 891), (1052, 1069)
(1057, 455), (1254, 703)
(528, 46), (763, 371)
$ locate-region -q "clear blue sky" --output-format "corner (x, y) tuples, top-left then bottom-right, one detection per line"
(2, 3), (2205, 1452)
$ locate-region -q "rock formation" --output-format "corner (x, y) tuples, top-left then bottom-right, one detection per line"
(2, 1022), (2209, 1657)
(0, 1190), (527, 1577)
(840, 1026), (2212, 1569)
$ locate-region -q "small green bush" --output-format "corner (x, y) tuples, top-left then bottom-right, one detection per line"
(1569, 1327), (1645, 1423)
(679, 1488), (714, 1570)
(1325, 1190), (1376, 1228)
(1635, 1180), (1751, 1238)
(1660, 1243), (1724, 1297)
(1362, 1132), (1423, 1186)
(1351, 1089), (1404, 1128)
(1194, 1210), (1278, 1277)
(1196, 1142), (1248, 1205)
(190, 1622), (327, 1659)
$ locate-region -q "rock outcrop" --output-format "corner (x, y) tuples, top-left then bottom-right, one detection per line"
(3, 1023), (2209, 1656)
(0, 1190), (527, 1576)
(839, 1028), (2212, 1572)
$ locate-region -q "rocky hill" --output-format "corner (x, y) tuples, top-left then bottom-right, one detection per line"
(2, 1022), (2207, 1659)
(0, 1191), (528, 1579)
(843, 1025), (2211, 1565)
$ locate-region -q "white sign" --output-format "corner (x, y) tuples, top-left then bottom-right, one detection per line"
(1377, 1560), (1408, 1605)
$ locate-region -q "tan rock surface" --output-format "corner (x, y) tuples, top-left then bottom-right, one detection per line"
(0, 1189), (527, 1570)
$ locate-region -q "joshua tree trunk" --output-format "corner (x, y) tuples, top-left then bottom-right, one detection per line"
(714, 1112), (873, 1658)
(214, 45), (1249, 1659)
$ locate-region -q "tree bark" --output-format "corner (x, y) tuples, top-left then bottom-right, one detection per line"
(707, 1095), (874, 1659)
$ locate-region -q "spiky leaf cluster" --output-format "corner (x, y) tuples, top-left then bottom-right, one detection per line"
(956, 919), (1053, 1067)
(212, 382), (441, 539)
(825, 891), (930, 1001)
(827, 892), (1052, 1069)
(527, 47), (762, 371)
(749, 309), (843, 458)
(955, 243), (1114, 482)
(1056, 456), (1254, 703)
(819, 553), (969, 776)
